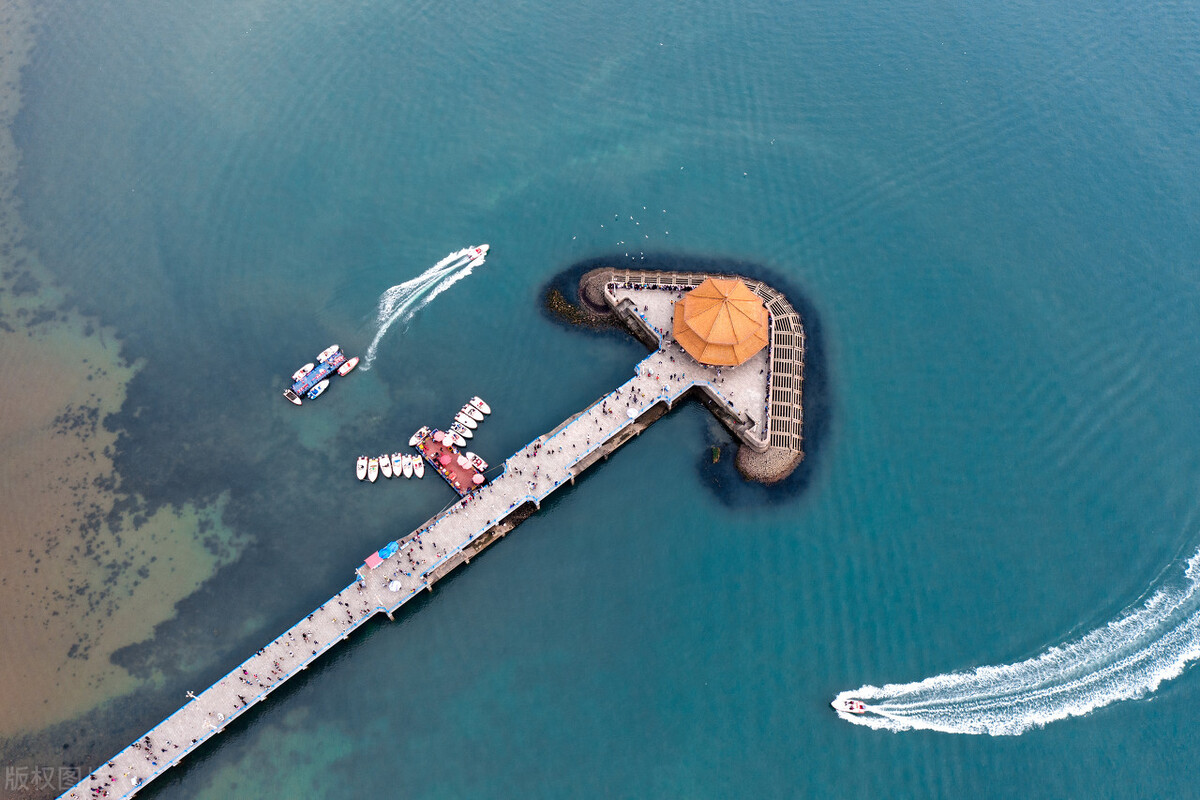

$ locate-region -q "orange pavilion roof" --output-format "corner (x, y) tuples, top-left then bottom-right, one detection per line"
(672, 277), (769, 366)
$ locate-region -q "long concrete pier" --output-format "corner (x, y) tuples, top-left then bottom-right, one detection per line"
(60, 270), (805, 800)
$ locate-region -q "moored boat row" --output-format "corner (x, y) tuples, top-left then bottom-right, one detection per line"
(356, 397), (491, 489)
(447, 396), (491, 441)
(356, 452), (425, 482)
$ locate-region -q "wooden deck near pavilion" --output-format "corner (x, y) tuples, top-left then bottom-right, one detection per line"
(59, 270), (805, 800)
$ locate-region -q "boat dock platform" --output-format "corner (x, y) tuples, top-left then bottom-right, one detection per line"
(60, 269), (805, 800)
(415, 428), (487, 496)
(291, 350), (346, 395)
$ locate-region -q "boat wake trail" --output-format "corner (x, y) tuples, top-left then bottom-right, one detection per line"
(362, 247), (485, 370)
(835, 547), (1200, 735)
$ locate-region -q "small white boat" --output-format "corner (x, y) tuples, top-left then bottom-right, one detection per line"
(832, 698), (867, 715)
(356, 456), (368, 481)
(402, 454), (414, 479)
(367, 457), (379, 483)
(337, 356), (359, 377)
(412, 456), (425, 478)
(291, 362), (315, 381)
(466, 452), (488, 471)
(450, 421), (473, 440)
(392, 452), (405, 477)
(463, 404), (484, 422)
(380, 453), (393, 479)
(283, 389), (302, 406)
(454, 411), (477, 430)
(306, 378), (330, 400)
(409, 426), (430, 447)
(446, 430), (467, 448)
(469, 396), (491, 415)
(468, 244), (489, 263)
(316, 344), (341, 363)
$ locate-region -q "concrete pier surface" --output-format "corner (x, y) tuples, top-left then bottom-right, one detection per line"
(60, 269), (805, 800)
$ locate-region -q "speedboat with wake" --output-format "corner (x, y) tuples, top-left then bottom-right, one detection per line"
(468, 244), (489, 264)
(832, 698), (867, 715)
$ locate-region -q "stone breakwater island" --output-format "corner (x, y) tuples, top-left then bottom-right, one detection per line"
(61, 267), (806, 800)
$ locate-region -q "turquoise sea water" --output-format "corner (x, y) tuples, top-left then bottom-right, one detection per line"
(11, 0), (1200, 796)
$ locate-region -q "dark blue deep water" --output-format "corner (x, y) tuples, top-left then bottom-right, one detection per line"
(12, 0), (1200, 796)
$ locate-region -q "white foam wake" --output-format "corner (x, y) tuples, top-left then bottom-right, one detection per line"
(834, 548), (1200, 735)
(362, 248), (485, 370)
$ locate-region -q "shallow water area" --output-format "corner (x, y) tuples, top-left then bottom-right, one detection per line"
(0, 2), (250, 747)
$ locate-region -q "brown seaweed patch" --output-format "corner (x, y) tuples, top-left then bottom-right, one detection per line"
(543, 286), (618, 330)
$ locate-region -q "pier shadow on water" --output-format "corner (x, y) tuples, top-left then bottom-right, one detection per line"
(541, 253), (831, 509)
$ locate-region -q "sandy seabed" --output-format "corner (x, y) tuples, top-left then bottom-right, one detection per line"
(0, 0), (245, 741)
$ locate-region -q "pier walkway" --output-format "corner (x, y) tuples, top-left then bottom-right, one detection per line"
(61, 273), (803, 800)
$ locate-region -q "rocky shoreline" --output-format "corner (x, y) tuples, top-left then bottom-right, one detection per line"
(735, 445), (805, 485)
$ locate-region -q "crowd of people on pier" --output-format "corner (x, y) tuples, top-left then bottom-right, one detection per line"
(70, 274), (794, 800)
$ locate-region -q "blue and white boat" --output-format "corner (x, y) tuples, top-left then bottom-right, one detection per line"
(306, 379), (330, 400)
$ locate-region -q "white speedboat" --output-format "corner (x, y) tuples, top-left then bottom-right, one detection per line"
(283, 389), (302, 406)
(469, 396), (491, 415)
(392, 452), (405, 477)
(306, 379), (330, 400)
(468, 243), (489, 263)
(446, 430), (467, 448)
(356, 456), (368, 481)
(367, 457), (379, 483)
(291, 362), (315, 381)
(409, 426), (430, 447)
(316, 344), (340, 363)
(412, 456), (424, 478)
(402, 454), (414, 479)
(466, 452), (488, 471)
(450, 421), (473, 440)
(463, 404), (484, 422)
(832, 698), (867, 715)
(454, 411), (477, 430)
(380, 453), (393, 479)
(337, 356), (359, 376)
